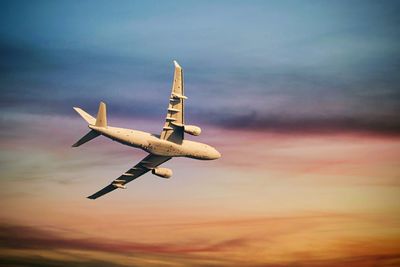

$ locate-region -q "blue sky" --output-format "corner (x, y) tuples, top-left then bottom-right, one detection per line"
(1, 0), (399, 135)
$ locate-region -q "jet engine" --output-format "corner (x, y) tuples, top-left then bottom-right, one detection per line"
(152, 167), (173, 178)
(184, 125), (201, 136)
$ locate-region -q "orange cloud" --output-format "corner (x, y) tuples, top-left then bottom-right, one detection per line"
(0, 223), (248, 255)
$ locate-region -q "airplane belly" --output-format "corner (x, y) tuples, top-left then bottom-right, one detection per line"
(100, 127), (150, 149)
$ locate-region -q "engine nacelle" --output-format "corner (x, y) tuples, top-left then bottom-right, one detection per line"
(184, 125), (201, 136)
(152, 167), (173, 178)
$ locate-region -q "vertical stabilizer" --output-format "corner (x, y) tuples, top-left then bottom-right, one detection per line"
(95, 102), (107, 127)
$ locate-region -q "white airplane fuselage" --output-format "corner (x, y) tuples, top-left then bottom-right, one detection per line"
(89, 125), (221, 160)
(73, 61), (221, 199)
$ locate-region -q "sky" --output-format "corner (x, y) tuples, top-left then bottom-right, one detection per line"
(0, 0), (400, 266)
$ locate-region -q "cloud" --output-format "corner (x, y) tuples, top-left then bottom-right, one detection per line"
(0, 223), (248, 255)
(1, 254), (399, 267)
(275, 254), (400, 267)
(1, 24), (400, 138)
(205, 112), (400, 136)
(0, 38), (170, 118)
(0, 222), (250, 266)
(1, 252), (398, 267)
(1, 220), (399, 267)
(0, 255), (129, 267)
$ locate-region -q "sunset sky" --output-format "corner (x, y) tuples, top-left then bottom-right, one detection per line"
(1, 1), (400, 266)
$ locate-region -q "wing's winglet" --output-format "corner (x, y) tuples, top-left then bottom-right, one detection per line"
(173, 60), (181, 69)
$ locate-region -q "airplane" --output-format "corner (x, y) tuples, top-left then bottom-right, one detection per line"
(72, 61), (221, 199)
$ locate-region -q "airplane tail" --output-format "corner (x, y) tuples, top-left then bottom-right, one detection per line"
(72, 102), (107, 147)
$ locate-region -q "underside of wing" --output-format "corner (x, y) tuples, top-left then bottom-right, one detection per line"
(160, 61), (186, 144)
(87, 154), (171, 199)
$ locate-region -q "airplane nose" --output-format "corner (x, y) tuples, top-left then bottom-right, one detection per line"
(204, 145), (221, 160)
(212, 148), (221, 159)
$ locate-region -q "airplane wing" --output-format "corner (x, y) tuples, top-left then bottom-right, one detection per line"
(87, 154), (171, 199)
(160, 60), (186, 144)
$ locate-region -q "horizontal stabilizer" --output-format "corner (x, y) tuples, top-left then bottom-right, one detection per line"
(72, 130), (100, 147)
(73, 107), (96, 125)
